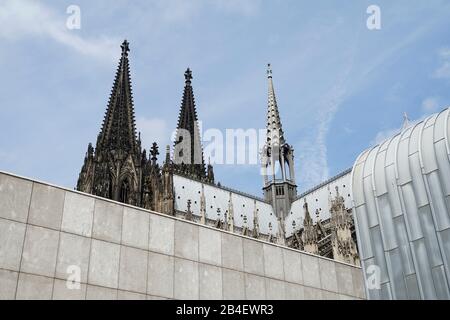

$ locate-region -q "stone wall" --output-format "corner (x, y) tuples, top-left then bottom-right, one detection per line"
(0, 171), (365, 300)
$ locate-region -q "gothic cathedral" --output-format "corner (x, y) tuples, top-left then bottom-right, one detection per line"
(76, 40), (359, 266)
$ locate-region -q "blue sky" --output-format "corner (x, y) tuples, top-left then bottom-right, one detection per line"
(1, 0), (450, 197)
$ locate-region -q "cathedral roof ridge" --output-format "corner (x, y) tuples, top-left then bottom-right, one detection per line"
(174, 172), (269, 203)
(296, 167), (352, 200)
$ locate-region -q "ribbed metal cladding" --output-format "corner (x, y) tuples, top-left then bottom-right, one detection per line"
(351, 107), (450, 299)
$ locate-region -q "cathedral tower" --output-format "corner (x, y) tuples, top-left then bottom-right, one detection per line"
(173, 68), (214, 183)
(77, 40), (143, 206)
(261, 64), (297, 219)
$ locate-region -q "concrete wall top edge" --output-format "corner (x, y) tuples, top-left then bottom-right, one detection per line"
(0, 169), (361, 270)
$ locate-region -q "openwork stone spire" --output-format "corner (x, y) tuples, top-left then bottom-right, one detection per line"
(261, 63), (297, 219)
(97, 39), (138, 154)
(266, 63), (285, 147)
(77, 40), (143, 206)
(173, 68), (208, 181)
(77, 40), (174, 212)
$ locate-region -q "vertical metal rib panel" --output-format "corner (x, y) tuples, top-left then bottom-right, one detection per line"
(351, 107), (450, 299)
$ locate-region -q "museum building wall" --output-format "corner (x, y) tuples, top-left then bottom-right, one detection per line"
(0, 171), (365, 300)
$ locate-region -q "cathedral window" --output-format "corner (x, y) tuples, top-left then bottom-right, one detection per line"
(276, 186), (284, 195)
(108, 182), (113, 199)
(120, 180), (130, 203)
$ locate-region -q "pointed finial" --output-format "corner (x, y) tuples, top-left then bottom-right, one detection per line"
(150, 142), (159, 164)
(87, 143), (94, 155)
(184, 68), (193, 84)
(267, 63), (272, 78)
(402, 112), (410, 130)
(121, 40), (130, 56)
(165, 145), (171, 163)
(187, 199), (192, 212)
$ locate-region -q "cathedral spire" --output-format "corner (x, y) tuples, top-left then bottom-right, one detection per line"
(77, 40), (143, 206)
(164, 145), (171, 165)
(97, 39), (138, 154)
(173, 68), (207, 180)
(261, 63), (297, 219)
(266, 63), (285, 147)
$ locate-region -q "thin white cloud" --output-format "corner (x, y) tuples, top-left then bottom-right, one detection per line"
(214, 0), (261, 16)
(297, 44), (355, 190)
(0, 0), (119, 62)
(371, 127), (400, 146)
(150, 0), (261, 24)
(298, 13), (440, 190)
(298, 79), (348, 188)
(433, 47), (450, 79)
(0, 150), (16, 163)
(343, 126), (354, 134)
(370, 116), (424, 146)
(422, 96), (439, 113)
(370, 106), (434, 147)
(154, 0), (201, 23)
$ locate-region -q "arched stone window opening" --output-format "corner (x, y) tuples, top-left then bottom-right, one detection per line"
(120, 179), (130, 203)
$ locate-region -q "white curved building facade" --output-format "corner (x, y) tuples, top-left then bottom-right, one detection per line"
(351, 107), (450, 299)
